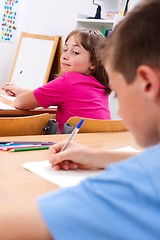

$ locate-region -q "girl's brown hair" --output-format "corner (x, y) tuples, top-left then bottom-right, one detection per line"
(65, 29), (111, 95)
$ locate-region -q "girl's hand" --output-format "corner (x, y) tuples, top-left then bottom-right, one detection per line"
(49, 141), (97, 171)
(2, 83), (26, 96)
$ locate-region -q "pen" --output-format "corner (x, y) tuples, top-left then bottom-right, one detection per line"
(9, 146), (50, 152)
(10, 70), (23, 85)
(124, 0), (130, 16)
(4, 71), (23, 96)
(61, 119), (84, 151)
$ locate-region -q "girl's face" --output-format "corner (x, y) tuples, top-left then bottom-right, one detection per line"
(60, 35), (94, 75)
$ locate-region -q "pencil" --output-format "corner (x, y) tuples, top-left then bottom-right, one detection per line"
(9, 146), (50, 152)
(3, 144), (43, 151)
(0, 141), (54, 145)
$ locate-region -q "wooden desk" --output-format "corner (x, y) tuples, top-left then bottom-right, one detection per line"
(0, 132), (139, 198)
(0, 93), (57, 116)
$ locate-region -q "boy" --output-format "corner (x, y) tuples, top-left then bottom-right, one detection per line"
(1, 0), (160, 239)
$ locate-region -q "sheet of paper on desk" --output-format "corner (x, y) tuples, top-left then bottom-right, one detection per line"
(35, 106), (57, 110)
(0, 94), (16, 101)
(114, 146), (140, 152)
(0, 102), (16, 110)
(22, 160), (102, 188)
(22, 146), (140, 188)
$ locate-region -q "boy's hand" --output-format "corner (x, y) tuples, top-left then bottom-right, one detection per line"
(49, 141), (96, 171)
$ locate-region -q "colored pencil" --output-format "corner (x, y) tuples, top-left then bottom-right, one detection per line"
(9, 146), (50, 152)
(2, 144), (43, 151)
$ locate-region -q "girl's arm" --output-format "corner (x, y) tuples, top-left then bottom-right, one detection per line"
(14, 91), (40, 109)
(49, 141), (138, 170)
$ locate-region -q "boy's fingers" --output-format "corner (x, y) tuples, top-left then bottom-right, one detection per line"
(52, 161), (78, 171)
(49, 141), (66, 153)
(49, 152), (68, 165)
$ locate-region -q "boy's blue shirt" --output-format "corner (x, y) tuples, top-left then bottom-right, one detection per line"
(38, 144), (160, 240)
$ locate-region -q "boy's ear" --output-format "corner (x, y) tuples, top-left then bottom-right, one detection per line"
(137, 65), (160, 101)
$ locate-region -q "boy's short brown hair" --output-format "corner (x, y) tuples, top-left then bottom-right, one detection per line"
(101, 0), (160, 84)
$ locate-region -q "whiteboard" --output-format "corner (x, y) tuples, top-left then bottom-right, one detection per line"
(8, 32), (61, 89)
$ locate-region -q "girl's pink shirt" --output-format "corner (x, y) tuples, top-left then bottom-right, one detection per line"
(33, 72), (111, 132)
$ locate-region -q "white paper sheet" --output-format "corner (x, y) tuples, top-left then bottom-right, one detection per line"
(0, 94), (16, 101)
(0, 102), (16, 110)
(114, 146), (140, 152)
(22, 146), (140, 187)
(23, 160), (102, 187)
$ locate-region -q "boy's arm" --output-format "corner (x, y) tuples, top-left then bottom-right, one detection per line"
(49, 142), (138, 170)
(0, 198), (53, 240)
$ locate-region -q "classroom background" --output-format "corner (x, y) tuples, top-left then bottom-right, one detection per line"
(0, 0), (140, 119)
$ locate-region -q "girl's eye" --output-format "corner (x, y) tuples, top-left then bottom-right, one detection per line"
(63, 49), (67, 52)
(72, 51), (79, 55)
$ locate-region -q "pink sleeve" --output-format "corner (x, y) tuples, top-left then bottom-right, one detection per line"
(33, 74), (69, 108)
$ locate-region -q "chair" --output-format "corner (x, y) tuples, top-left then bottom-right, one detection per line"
(0, 113), (53, 136)
(66, 117), (128, 133)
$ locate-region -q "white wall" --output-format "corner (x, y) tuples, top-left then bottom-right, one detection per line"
(0, 0), (31, 86)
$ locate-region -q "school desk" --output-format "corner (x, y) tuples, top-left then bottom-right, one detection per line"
(0, 131), (140, 198)
(0, 91), (57, 116)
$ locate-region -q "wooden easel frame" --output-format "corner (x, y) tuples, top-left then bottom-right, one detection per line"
(8, 32), (62, 89)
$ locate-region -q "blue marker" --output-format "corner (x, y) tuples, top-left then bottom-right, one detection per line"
(61, 119), (84, 151)
(11, 70), (23, 85)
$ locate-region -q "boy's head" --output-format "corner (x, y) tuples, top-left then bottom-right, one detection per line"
(101, 0), (160, 148)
